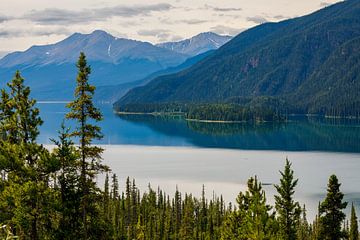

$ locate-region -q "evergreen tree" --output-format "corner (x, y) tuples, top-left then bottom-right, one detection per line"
(319, 175), (347, 240)
(0, 71), (57, 239)
(103, 173), (110, 223)
(66, 52), (107, 239)
(222, 176), (278, 240)
(297, 205), (311, 240)
(274, 158), (301, 240)
(6, 71), (43, 144)
(0, 89), (15, 142)
(180, 194), (195, 240)
(51, 123), (81, 239)
(349, 203), (359, 240)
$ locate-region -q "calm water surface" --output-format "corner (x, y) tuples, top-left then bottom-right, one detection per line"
(38, 103), (360, 152)
(39, 103), (360, 219)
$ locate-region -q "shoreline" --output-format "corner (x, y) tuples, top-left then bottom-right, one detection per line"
(115, 111), (281, 123)
(43, 144), (360, 156)
(115, 110), (360, 121)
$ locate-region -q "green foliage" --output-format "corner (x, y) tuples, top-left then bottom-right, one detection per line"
(274, 158), (301, 240)
(0, 53), (359, 240)
(349, 203), (359, 240)
(114, 102), (282, 122)
(66, 52), (108, 239)
(187, 104), (282, 122)
(297, 205), (311, 240)
(51, 123), (81, 239)
(116, 0), (360, 117)
(318, 174), (347, 240)
(222, 176), (278, 239)
(0, 71), (57, 240)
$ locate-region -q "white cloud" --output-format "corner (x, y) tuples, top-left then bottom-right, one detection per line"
(0, 0), (343, 52)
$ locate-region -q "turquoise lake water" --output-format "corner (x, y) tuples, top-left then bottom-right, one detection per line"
(38, 103), (360, 153)
(38, 102), (360, 220)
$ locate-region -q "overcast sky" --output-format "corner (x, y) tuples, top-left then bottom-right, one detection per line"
(0, 0), (341, 54)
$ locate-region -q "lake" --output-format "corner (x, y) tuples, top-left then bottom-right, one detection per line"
(38, 103), (360, 220)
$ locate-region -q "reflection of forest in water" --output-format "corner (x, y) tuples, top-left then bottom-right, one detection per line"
(117, 114), (360, 152)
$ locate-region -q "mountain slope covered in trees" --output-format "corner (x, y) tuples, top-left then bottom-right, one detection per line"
(116, 0), (360, 117)
(95, 50), (215, 103)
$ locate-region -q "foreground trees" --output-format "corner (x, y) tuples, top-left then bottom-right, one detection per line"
(0, 53), (358, 239)
(350, 203), (359, 240)
(274, 159), (301, 240)
(318, 174), (348, 240)
(222, 176), (278, 239)
(66, 52), (107, 239)
(0, 71), (57, 239)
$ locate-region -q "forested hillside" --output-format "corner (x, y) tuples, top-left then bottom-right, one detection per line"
(0, 53), (358, 239)
(116, 0), (360, 117)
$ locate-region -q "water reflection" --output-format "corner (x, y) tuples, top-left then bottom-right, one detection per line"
(117, 114), (360, 152)
(37, 103), (360, 153)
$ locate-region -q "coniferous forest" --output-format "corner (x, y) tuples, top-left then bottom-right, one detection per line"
(0, 53), (358, 240)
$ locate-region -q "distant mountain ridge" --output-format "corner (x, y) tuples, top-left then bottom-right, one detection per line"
(156, 32), (232, 56)
(0, 30), (187, 68)
(116, 0), (360, 117)
(0, 31), (229, 100)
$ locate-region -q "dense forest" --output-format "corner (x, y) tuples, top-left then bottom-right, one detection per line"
(186, 104), (283, 122)
(0, 53), (359, 240)
(115, 0), (360, 118)
(115, 103), (282, 122)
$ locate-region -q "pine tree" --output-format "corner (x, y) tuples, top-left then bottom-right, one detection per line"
(0, 71), (57, 239)
(222, 176), (278, 240)
(0, 89), (15, 142)
(103, 173), (110, 221)
(349, 203), (359, 240)
(274, 158), (301, 240)
(297, 205), (311, 240)
(319, 174), (347, 240)
(51, 123), (81, 239)
(66, 52), (107, 239)
(6, 71), (43, 144)
(180, 194), (195, 240)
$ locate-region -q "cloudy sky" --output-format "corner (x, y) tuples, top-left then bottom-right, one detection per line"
(0, 0), (340, 55)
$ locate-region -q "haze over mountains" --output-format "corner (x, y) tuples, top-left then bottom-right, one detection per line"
(96, 50), (215, 103)
(156, 32), (232, 56)
(116, 0), (360, 116)
(0, 31), (231, 100)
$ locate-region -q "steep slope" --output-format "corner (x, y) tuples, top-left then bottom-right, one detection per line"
(116, 0), (360, 116)
(156, 32), (232, 56)
(0, 30), (187, 100)
(95, 50), (215, 103)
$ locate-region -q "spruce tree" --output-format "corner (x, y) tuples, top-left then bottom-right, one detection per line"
(66, 52), (107, 239)
(274, 158), (301, 240)
(6, 71), (43, 144)
(319, 174), (347, 240)
(0, 71), (57, 239)
(222, 176), (278, 239)
(349, 203), (359, 240)
(297, 205), (310, 240)
(0, 89), (15, 142)
(51, 123), (81, 239)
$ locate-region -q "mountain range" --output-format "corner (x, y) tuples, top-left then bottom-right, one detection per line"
(156, 32), (232, 56)
(0, 31), (231, 100)
(116, 0), (360, 117)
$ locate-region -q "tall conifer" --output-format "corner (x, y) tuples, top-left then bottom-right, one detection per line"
(66, 52), (107, 239)
(274, 158), (301, 240)
(319, 175), (347, 240)
(349, 203), (359, 240)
